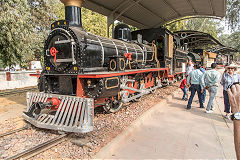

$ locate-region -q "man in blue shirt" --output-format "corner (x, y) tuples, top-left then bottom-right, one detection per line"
(186, 64), (204, 109)
(201, 63), (221, 113)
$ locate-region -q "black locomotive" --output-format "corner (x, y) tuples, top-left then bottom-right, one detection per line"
(23, 0), (188, 133)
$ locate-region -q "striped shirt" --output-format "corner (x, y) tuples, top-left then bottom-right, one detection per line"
(220, 73), (240, 91)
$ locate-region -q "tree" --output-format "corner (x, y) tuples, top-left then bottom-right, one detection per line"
(166, 18), (223, 39)
(165, 20), (187, 32)
(81, 7), (108, 37)
(0, 0), (35, 67)
(226, 0), (240, 31)
(0, 0), (65, 68)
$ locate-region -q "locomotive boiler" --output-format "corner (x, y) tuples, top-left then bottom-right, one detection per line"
(23, 0), (187, 133)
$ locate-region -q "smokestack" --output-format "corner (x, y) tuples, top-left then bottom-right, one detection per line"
(60, 0), (84, 27)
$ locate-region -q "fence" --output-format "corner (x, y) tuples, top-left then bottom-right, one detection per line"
(0, 71), (39, 90)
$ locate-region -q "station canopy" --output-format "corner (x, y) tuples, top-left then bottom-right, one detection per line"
(174, 30), (223, 49)
(82, 0), (226, 29)
(208, 47), (238, 54)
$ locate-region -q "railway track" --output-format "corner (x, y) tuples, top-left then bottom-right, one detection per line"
(6, 134), (67, 160)
(0, 126), (28, 138)
(0, 126), (68, 160)
(0, 87), (37, 96)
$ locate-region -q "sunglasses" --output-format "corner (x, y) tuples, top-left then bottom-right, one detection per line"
(228, 68), (235, 70)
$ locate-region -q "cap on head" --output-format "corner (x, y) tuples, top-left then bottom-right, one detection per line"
(226, 63), (238, 71)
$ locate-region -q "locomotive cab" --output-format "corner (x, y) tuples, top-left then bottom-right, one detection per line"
(114, 23), (132, 42)
(131, 28), (188, 77)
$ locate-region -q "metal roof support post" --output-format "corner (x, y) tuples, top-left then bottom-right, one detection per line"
(107, 14), (114, 38)
(107, 16), (111, 38)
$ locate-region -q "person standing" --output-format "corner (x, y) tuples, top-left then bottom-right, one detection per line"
(200, 66), (207, 104)
(186, 60), (194, 77)
(220, 64), (240, 118)
(186, 65), (204, 109)
(201, 63), (221, 113)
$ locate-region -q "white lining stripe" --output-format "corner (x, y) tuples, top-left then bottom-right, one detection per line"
(96, 36), (105, 66)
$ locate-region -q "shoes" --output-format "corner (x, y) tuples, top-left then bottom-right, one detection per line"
(211, 106), (215, 110)
(186, 107), (191, 110)
(224, 115), (230, 119)
(206, 110), (213, 113)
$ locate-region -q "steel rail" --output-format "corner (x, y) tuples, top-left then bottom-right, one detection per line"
(6, 134), (68, 160)
(0, 87), (37, 96)
(0, 126), (28, 138)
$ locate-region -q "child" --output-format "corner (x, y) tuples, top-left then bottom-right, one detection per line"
(180, 78), (188, 100)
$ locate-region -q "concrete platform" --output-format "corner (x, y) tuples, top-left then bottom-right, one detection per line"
(96, 84), (235, 159)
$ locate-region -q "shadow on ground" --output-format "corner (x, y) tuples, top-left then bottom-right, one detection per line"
(167, 94), (227, 124)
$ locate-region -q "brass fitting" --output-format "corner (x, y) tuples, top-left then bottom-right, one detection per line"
(87, 79), (91, 86)
(60, 0), (84, 7)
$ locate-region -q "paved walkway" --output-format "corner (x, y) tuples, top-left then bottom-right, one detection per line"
(104, 84), (235, 159)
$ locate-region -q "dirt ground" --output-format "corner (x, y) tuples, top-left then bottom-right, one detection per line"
(0, 93), (26, 123)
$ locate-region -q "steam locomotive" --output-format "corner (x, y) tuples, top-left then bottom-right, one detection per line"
(23, 0), (188, 133)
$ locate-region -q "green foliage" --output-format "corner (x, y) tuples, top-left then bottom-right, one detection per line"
(82, 7), (108, 37)
(166, 18), (223, 39)
(165, 20), (187, 32)
(0, 0), (65, 68)
(129, 25), (138, 32)
(0, 0), (110, 67)
(219, 32), (240, 52)
(226, 0), (240, 31)
(0, 0), (34, 67)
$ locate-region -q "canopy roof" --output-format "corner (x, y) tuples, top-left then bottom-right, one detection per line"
(174, 30), (223, 49)
(208, 47), (239, 54)
(82, 0), (226, 29)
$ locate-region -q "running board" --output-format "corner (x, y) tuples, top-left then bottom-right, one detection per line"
(23, 92), (94, 133)
(121, 86), (149, 94)
(121, 85), (160, 103)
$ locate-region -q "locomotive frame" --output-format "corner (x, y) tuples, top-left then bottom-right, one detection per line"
(23, 0), (188, 133)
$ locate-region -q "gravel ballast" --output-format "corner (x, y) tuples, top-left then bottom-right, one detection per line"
(0, 83), (180, 159)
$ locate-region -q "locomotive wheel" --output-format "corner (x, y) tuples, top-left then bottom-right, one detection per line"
(103, 99), (123, 113)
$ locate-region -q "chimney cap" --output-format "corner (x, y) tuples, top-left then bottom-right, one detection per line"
(60, 0), (84, 7)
